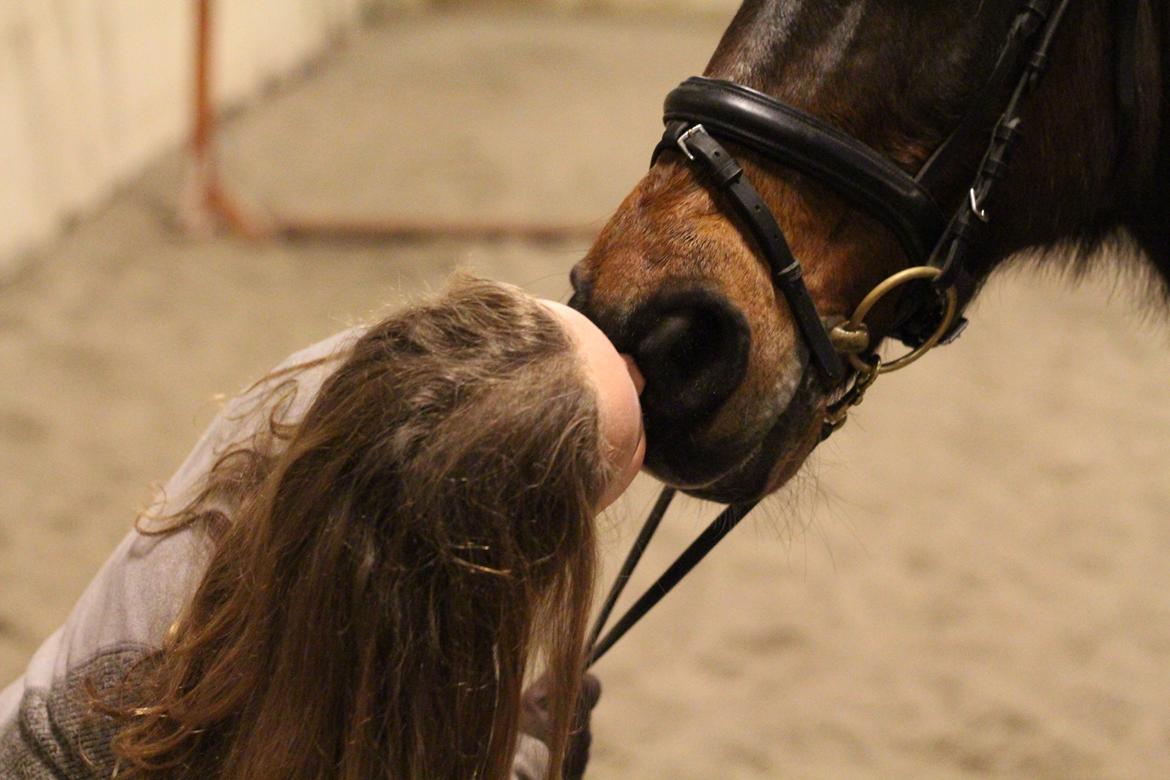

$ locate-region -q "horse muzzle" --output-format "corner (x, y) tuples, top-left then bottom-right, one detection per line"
(572, 275), (816, 500)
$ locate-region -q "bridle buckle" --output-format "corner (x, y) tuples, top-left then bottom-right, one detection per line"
(675, 124), (706, 161)
(968, 187), (990, 223)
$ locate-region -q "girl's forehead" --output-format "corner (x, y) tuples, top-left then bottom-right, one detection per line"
(539, 299), (645, 508)
(538, 299), (643, 405)
(537, 298), (638, 413)
(538, 300), (615, 355)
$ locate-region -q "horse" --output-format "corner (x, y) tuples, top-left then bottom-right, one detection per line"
(569, 0), (1165, 507)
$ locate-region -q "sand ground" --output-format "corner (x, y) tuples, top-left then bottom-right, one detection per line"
(4, 9), (1170, 779)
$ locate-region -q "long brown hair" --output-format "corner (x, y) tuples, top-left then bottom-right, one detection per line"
(109, 277), (605, 779)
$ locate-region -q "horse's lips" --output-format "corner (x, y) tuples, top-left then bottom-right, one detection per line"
(643, 370), (822, 503)
(640, 424), (762, 492)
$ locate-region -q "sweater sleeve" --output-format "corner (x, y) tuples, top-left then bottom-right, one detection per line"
(0, 647), (145, 779)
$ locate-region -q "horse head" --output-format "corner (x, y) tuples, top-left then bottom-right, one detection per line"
(571, 0), (1162, 504)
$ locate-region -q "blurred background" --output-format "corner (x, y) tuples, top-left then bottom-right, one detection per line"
(3, 2), (1170, 777)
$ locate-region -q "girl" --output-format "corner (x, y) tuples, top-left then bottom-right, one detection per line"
(0, 275), (644, 779)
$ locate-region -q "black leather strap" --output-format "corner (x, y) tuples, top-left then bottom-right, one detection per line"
(914, 1), (1053, 193)
(671, 124), (846, 385)
(585, 487), (676, 653)
(655, 77), (947, 265)
(902, 0), (1072, 343)
(588, 499), (758, 667)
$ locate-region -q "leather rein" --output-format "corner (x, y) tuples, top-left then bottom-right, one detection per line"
(587, 0), (1112, 667)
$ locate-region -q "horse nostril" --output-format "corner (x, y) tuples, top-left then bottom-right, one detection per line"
(568, 263), (593, 312)
(632, 290), (751, 422)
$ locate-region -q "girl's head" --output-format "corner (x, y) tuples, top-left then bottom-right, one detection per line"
(112, 276), (642, 779)
(538, 298), (645, 509)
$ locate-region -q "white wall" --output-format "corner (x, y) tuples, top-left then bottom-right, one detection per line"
(0, 0), (737, 273)
(0, 0), (405, 272)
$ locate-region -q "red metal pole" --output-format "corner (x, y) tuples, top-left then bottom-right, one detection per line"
(187, 0), (272, 238)
(276, 214), (597, 244)
(186, 0), (593, 245)
(193, 0), (212, 170)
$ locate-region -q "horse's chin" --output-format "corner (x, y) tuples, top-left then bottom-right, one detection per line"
(643, 371), (823, 505)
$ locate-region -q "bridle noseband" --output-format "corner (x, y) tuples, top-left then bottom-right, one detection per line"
(652, 0), (1076, 438)
(588, 0), (1119, 667)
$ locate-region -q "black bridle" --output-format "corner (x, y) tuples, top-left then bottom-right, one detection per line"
(587, 0), (1109, 667)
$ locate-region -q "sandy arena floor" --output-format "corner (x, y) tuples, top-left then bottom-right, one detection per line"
(3, 9), (1170, 779)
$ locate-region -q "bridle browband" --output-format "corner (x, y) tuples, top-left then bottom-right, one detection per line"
(587, 0), (1098, 667)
